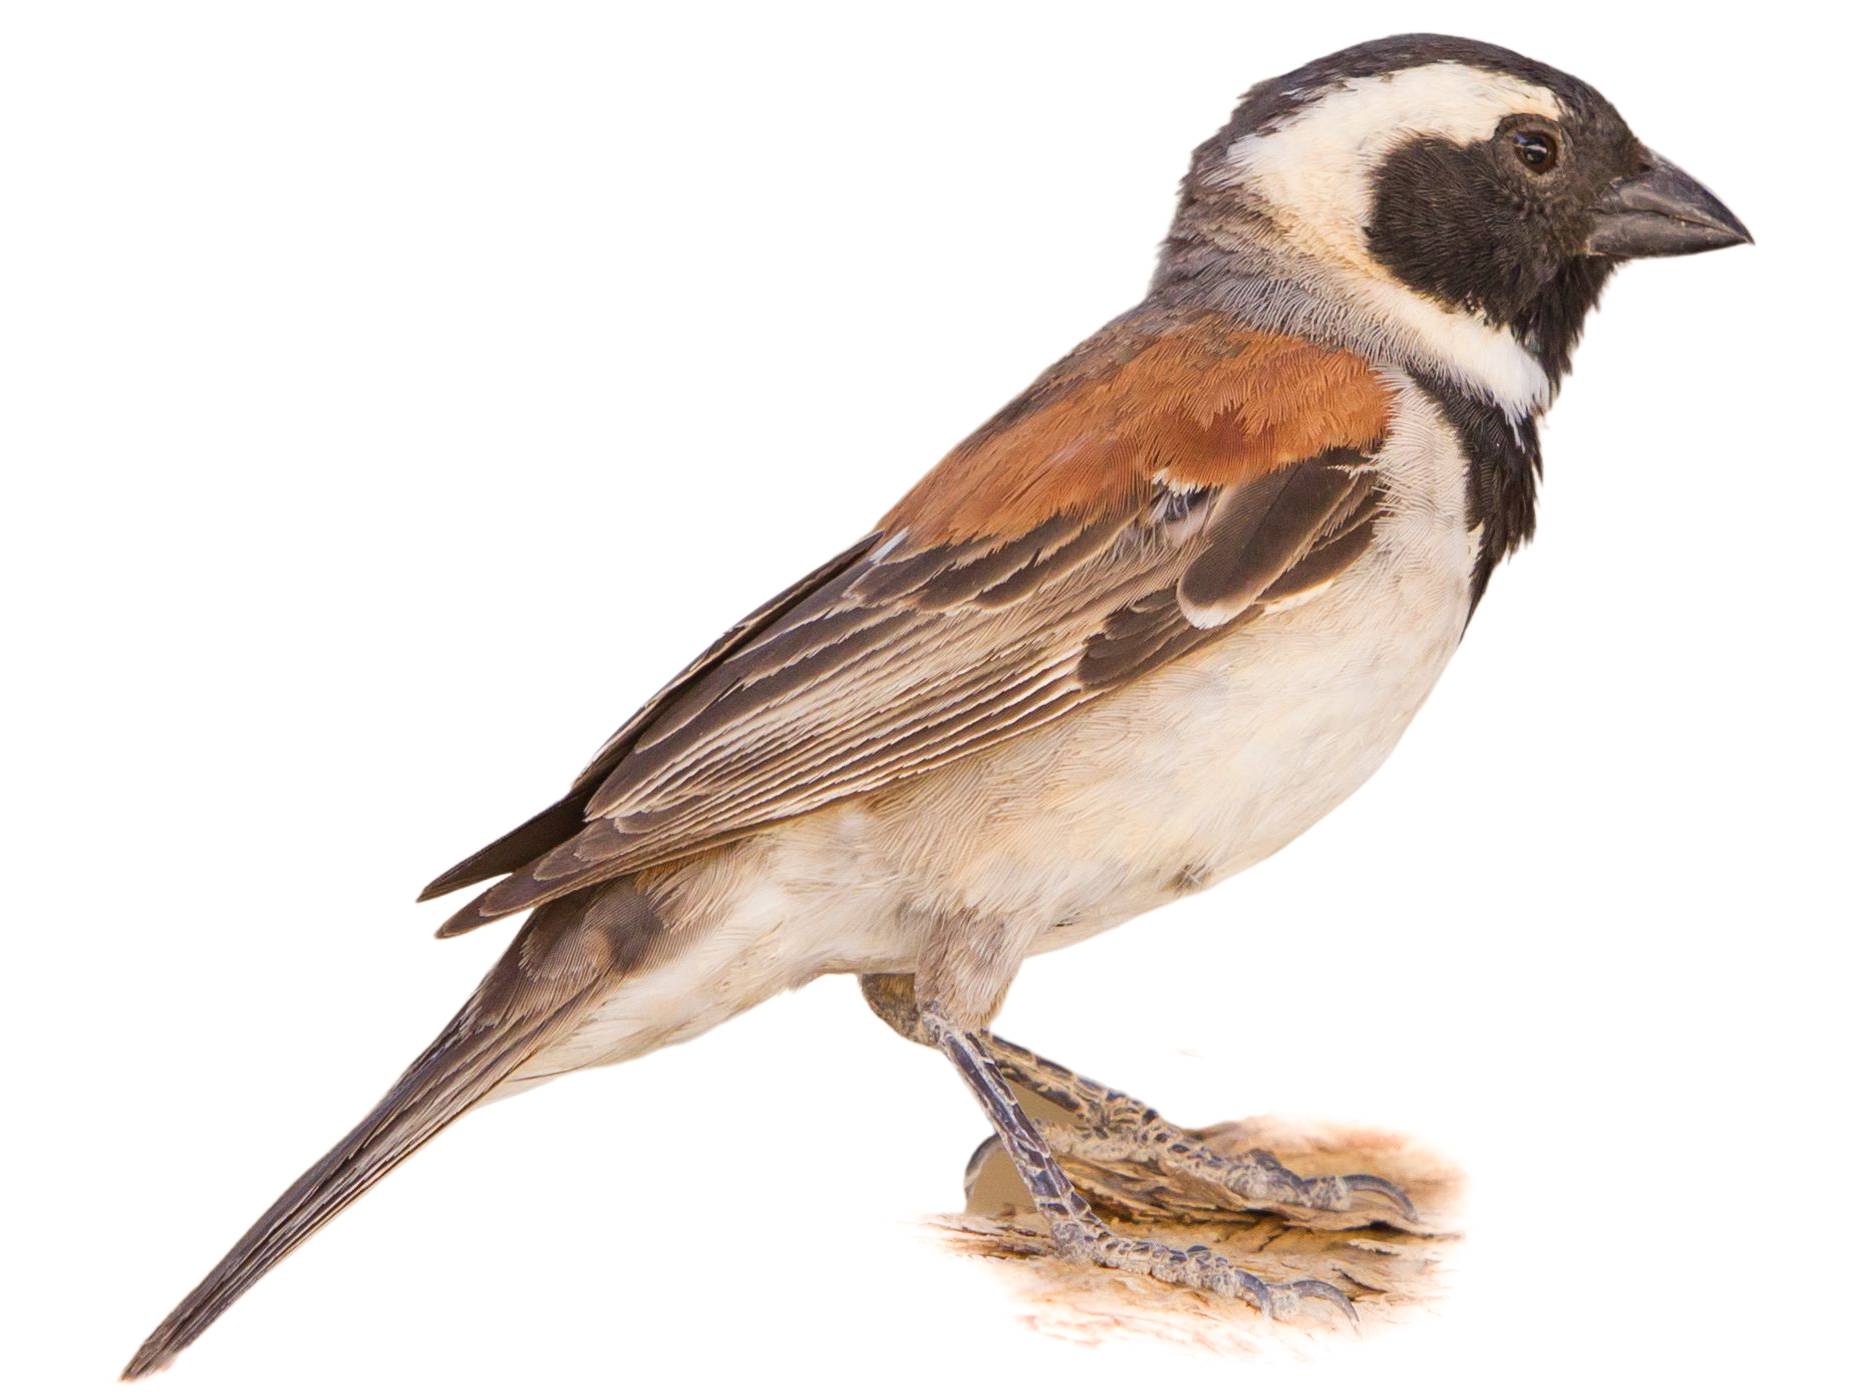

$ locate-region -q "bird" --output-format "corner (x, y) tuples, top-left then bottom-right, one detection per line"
(125, 33), (1752, 1377)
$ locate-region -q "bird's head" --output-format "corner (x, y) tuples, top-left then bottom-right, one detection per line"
(1164, 35), (1750, 402)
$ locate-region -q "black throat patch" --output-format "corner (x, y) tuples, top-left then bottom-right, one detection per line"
(1414, 371), (1542, 616)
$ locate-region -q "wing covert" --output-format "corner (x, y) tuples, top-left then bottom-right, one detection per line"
(427, 314), (1396, 934)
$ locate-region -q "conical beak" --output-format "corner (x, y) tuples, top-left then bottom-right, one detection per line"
(1584, 150), (1753, 258)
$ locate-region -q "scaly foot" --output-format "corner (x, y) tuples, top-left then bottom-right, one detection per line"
(985, 1033), (1417, 1221)
(926, 1004), (1357, 1323)
(1052, 1219), (1359, 1321)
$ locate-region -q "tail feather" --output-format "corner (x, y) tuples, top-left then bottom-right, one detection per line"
(123, 880), (661, 1380)
(417, 790), (592, 904)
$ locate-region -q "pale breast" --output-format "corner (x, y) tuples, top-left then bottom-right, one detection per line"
(857, 371), (1480, 950)
(538, 375), (1480, 1076)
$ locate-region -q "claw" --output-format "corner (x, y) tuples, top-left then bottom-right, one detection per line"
(1230, 1267), (1273, 1315)
(1341, 1172), (1418, 1222)
(1280, 1277), (1360, 1324)
(1219, 1150), (1417, 1220)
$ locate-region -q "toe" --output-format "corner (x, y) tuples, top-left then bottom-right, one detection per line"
(1227, 1265), (1273, 1314)
(1340, 1171), (1419, 1222)
(1279, 1277), (1360, 1324)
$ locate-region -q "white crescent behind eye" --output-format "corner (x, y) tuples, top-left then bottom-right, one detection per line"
(1220, 62), (1561, 275)
(1215, 61), (1562, 418)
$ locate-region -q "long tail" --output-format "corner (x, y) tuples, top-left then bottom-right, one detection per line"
(123, 880), (660, 1380)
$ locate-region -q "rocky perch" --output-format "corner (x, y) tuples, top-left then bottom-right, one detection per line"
(933, 1115), (1463, 1355)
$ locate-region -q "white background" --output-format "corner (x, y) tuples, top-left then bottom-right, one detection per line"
(4, 2), (1859, 1396)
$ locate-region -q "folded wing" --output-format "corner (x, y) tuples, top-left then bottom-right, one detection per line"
(427, 314), (1397, 935)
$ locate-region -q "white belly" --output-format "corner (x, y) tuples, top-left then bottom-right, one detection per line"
(528, 376), (1475, 1077)
(871, 372), (1476, 950)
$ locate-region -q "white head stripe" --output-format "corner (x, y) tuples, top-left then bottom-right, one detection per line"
(1222, 63), (1560, 268)
(1219, 62), (1562, 416)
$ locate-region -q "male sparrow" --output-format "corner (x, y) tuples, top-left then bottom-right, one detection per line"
(126, 33), (1751, 1376)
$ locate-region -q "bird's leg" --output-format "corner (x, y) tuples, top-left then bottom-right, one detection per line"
(858, 973), (1412, 1220)
(860, 972), (937, 1046)
(980, 1031), (1416, 1221)
(920, 1000), (1357, 1321)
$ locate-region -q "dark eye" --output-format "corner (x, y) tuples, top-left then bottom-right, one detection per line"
(1509, 128), (1559, 173)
